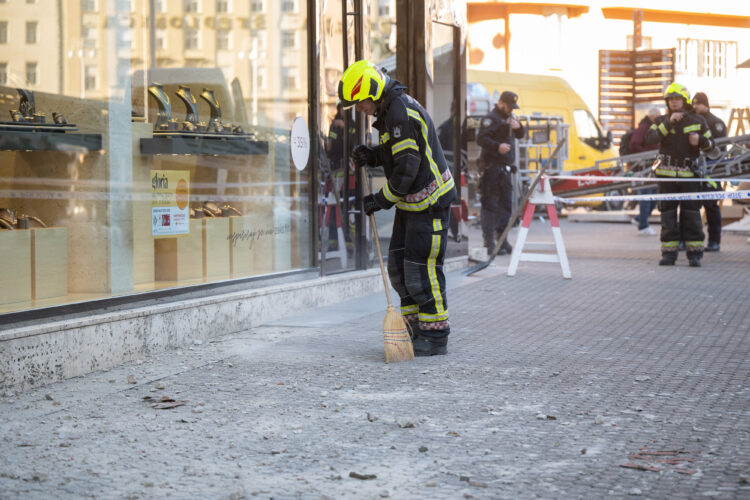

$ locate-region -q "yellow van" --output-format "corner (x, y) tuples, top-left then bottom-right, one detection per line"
(467, 69), (617, 172)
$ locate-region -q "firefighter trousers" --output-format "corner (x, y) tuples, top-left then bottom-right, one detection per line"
(387, 207), (450, 339)
(658, 179), (704, 257)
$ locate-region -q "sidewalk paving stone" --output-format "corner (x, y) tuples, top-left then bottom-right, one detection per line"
(0, 220), (748, 499)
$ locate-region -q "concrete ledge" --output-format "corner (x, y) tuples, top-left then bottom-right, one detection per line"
(0, 256), (467, 392)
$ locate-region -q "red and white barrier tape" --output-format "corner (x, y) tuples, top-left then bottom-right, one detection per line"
(554, 190), (750, 204)
(546, 174), (750, 184)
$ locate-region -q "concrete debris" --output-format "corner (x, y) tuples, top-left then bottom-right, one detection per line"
(349, 472), (376, 480)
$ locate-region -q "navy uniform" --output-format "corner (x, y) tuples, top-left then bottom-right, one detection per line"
(476, 91), (525, 254)
(646, 83), (715, 267)
(339, 60), (457, 355)
(692, 92), (727, 252)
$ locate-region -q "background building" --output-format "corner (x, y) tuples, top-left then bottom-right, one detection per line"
(466, 1), (750, 133)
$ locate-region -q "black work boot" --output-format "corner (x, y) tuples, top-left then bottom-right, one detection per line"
(687, 252), (702, 267)
(413, 334), (448, 357)
(501, 240), (513, 255)
(705, 241), (720, 252)
(659, 253), (677, 266)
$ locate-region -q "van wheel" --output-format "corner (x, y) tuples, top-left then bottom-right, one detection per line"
(601, 189), (625, 211)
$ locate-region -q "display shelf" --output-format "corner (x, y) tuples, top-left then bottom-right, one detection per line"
(0, 128), (103, 152)
(140, 134), (269, 156)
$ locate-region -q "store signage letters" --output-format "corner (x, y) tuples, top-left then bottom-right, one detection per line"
(106, 15), (260, 31)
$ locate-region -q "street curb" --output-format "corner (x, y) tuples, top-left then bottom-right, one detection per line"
(0, 256), (467, 392)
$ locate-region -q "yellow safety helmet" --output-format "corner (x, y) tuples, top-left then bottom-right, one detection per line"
(337, 60), (387, 108)
(664, 82), (691, 107)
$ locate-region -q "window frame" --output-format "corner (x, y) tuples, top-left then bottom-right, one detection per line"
(184, 28), (200, 50)
(26, 21), (38, 44)
(25, 61), (37, 85)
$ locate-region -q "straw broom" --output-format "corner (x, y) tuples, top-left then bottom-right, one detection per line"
(360, 168), (415, 363)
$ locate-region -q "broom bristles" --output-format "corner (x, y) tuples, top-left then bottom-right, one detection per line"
(382, 305), (415, 363)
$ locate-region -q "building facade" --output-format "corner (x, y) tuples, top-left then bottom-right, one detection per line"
(0, 0), (467, 323)
(466, 1), (750, 128)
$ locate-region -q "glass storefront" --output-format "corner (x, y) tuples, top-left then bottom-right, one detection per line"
(0, 0), (465, 317)
(1, 0), (312, 314)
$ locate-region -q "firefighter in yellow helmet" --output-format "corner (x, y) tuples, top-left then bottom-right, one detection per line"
(646, 83), (716, 267)
(338, 60), (457, 356)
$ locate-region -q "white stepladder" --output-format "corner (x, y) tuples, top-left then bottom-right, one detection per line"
(507, 176), (571, 279)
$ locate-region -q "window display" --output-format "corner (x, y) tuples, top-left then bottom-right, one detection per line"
(0, 1), (311, 314)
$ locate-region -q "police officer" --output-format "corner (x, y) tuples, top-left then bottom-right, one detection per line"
(476, 91), (525, 255)
(646, 83), (716, 267)
(692, 92), (727, 252)
(338, 60), (457, 356)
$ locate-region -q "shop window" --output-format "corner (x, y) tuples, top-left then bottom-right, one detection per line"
(1, 0), (312, 316)
(25, 62), (37, 85)
(82, 0), (97, 11)
(216, 0), (229, 13)
(216, 29), (230, 51)
(367, 0), (398, 264)
(184, 0), (200, 13)
(0, 21), (7, 44)
(184, 28), (200, 50)
(250, 0), (264, 13)
(26, 0), (36, 3)
(281, 30), (296, 50)
(281, 0), (296, 13)
(85, 65), (98, 91)
(26, 21), (38, 44)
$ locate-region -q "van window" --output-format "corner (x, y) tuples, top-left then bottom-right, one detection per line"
(573, 109), (607, 151)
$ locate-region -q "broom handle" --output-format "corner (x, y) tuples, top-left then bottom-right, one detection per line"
(360, 167), (394, 308)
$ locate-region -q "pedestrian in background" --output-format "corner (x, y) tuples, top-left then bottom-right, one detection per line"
(339, 60), (457, 356)
(692, 92), (727, 252)
(476, 91), (525, 255)
(629, 108), (661, 235)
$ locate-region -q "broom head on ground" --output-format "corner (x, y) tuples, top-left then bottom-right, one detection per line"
(360, 166), (415, 363)
(382, 305), (415, 363)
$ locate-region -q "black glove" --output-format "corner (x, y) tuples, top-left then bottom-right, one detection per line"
(352, 145), (376, 167)
(363, 194), (381, 216)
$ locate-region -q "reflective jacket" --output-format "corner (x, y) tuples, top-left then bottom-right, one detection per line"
(476, 106), (525, 168)
(646, 111), (715, 177)
(371, 79), (457, 212)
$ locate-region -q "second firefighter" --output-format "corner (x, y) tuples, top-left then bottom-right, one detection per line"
(646, 83), (716, 267)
